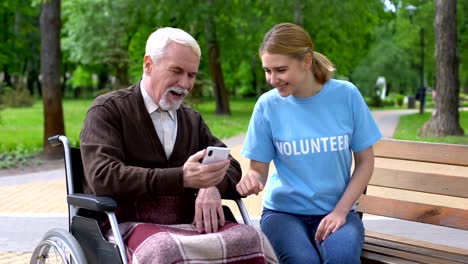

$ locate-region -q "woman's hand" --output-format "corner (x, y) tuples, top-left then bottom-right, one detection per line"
(315, 209), (348, 243)
(236, 160), (269, 196)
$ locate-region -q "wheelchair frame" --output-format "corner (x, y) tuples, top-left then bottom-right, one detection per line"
(30, 135), (252, 264)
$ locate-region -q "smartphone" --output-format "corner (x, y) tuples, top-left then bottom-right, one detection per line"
(201, 146), (230, 164)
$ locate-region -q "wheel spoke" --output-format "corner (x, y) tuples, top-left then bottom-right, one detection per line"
(30, 228), (87, 264)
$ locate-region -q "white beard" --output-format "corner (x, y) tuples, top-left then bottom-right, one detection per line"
(159, 86), (188, 111)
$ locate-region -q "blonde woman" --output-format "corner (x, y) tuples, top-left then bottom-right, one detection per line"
(237, 23), (381, 263)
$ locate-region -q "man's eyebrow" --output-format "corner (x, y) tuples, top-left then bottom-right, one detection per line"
(169, 66), (197, 75)
(169, 66), (183, 71)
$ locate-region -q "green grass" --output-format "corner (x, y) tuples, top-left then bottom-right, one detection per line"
(0, 99), (93, 153)
(188, 98), (256, 139)
(0, 98), (256, 154)
(393, 111), (468, 144)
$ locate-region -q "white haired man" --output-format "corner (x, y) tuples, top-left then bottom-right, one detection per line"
(80, 27), (277, 263)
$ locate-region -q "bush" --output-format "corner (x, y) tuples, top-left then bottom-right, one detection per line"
(369, 94), (383, 107)
(382, 97), (395, 107)
(0, 86), (35, 108)
(393, 94), (405, 106)
(0, 146), (41, 169)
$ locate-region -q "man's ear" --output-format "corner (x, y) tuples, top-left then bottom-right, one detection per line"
(143, 55), (153, 75)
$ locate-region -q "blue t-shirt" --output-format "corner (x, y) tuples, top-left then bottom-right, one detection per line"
(241, 79), (382, 215)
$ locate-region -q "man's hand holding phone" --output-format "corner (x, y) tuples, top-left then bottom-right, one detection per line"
(182, 147), (231, 189)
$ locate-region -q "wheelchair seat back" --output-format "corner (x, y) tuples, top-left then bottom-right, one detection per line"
(69, 147), (85, 194)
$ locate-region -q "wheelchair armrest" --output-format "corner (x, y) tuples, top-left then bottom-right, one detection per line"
(220, 190), (253, 226)
(67, 193), (118, 212)
(220, 190), (246, 201)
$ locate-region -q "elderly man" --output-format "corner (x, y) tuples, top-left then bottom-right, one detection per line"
(80, 27), (277, 263)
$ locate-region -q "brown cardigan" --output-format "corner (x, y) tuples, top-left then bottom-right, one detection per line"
(80, 81), (242, 224)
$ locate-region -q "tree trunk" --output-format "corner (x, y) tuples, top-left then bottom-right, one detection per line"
(115, 62), (129, 89)
(419, 0), (464, 137)
(97, 69), (109, 90)
(204, 0), (230, 115)
(294, 0), (304, 27)
(27, 65), (40, 96)
(40, 0), (65, 158)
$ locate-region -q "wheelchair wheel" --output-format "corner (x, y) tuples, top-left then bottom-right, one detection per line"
(30, 228), (87, 264)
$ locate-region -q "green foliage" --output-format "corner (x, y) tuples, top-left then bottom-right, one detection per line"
(3, 0), (468, 169)
(368, 94), (383, 107)
(0, 146), (41, 169)
(69, 66), (94, 90)
(459, 0), (468, 90)
(61, 0), (147, 87)
(303, 0), (389, 77)
(0, 86), (35, 108)
(0, 0), (40, 77)
(128, 27), (153, 83)
(392, 93), (405, 106)
(352, 1), (436, 97)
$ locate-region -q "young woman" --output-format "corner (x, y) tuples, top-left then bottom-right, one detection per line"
(236, 23), (382, 263)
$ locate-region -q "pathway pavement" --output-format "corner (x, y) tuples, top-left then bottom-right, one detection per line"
(1, 108), (467, 263)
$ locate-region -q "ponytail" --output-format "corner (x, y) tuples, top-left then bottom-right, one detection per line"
(312, 51), (335, 84)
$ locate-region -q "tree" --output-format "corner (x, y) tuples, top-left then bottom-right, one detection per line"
(0, 0), (41, 94)
(294, 0), (304, 27)
(204, 0), (230, 115)
(419, 0), (464, 137)
(62, 0), (143, 89)
(459, 0), (468, 93)
(40, 0), (64, 157)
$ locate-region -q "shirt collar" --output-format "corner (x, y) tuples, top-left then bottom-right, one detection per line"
(140, 83), (176, 120)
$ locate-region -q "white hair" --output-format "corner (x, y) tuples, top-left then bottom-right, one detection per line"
(145, 27), (201, 64)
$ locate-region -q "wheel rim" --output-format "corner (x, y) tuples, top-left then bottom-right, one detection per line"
(31, 239), (76, 264)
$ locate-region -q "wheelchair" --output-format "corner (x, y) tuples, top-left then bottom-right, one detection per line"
(30, 135), (252, 264)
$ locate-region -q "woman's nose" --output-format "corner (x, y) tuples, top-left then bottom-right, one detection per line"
(269, 73), (277, 85)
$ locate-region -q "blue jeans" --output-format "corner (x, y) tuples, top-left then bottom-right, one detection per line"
(260, 208), (364, 264)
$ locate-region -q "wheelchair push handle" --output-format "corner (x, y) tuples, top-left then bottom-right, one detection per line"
(48, 135), (65, 146)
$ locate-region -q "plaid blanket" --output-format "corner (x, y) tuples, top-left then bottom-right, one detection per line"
(107, 221), (278, 264)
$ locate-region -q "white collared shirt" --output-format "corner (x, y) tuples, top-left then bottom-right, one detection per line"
(141, 84), (177, 158)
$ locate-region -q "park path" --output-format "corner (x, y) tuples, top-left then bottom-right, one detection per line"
(2, 108), (467, 263)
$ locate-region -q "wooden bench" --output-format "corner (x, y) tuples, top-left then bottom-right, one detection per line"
(356, 139), (468, 264)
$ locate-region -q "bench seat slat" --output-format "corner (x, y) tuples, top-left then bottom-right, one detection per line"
(365, 230), (468, 256)
(370, 168), (468, 198)
(365, 236), (468, 263)
(363, 244), (463, 264)
(361, 251), (418, 264)
(374, 139), (468, 166)
(356, 195), (468, 230)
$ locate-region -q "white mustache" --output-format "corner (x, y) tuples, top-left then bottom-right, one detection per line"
(165, 86), (188, 97)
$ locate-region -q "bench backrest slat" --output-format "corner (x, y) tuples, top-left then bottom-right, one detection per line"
(357, 139), (468, 233)
(356, 195), (468, 230)
(374, 139), (468, 166)
(370, 168), (468, 198)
